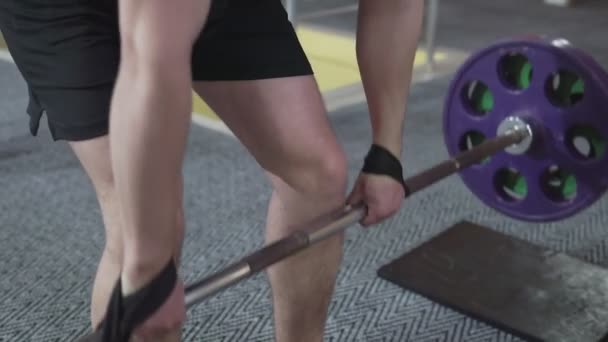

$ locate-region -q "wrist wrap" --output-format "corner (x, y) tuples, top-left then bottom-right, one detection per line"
(78, 260), (178, 342)
(362, 144), (409, 195)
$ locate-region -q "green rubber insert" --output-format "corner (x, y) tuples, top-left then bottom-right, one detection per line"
(551, 71), (584, 106)
(500, 54), (532, 89)
(519, 62), (533, 89)
(499, 169), (527, 200)
(505, 173), (527, 197)
(562, 174), (577, 199)
(571, 126), (606, 159)
(546, 167), (577, 200)
(572, 78), (584, 94)
(470, 83), (494, 114)
(460, 131), (491, 164)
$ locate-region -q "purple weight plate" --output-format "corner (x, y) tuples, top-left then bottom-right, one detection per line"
(443, 37), (608, 222)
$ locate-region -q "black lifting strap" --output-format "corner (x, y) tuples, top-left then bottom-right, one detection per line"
(362, 144), (409, 196)
(78, 259), (178, 342)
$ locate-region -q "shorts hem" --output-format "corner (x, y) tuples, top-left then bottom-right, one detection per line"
(47, 119), (109, 142)
(49, 123), (108, 142)
(27, 106), (108, 142)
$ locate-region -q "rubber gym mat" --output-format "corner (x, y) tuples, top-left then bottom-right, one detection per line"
(378, 221), (608, 342)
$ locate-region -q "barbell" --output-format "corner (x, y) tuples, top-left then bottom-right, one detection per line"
(77, 37), (608, 341)
(184, 36), (608, 307)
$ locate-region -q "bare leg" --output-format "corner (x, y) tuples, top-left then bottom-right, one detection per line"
(108, 1), (211, 339)
(69, 136), (186, 331)
(70, 136), (122, 329)
(194, 76), (348, 342)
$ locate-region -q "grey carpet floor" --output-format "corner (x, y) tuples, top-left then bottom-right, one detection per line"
(2, 7), (608, 338)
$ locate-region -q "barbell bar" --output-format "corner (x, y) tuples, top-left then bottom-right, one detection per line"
(184, 36), (608, 306)
(185, 123), (531, 307)
(77, 37), (608, 342)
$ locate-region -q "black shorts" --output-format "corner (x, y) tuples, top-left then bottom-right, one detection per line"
(0, 0), (313, 141)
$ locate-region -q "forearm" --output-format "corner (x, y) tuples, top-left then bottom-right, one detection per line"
(356, 0), (424, 157)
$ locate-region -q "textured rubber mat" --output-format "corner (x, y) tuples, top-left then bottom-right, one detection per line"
(378, 221), (608, 342)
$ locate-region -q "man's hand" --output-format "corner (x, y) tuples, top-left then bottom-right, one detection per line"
(347, 173), (405, 226)
(133, 278), (186, 341)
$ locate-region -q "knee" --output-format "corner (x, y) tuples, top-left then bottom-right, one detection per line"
(275, 147), (349, 201)
(311, 151), (349, 199)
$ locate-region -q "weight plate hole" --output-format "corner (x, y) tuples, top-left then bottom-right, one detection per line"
(545, 69), (584, 107)
(494, 168), (527, 202)
(462, 81), (494, 116)
(458, 131), (491, 164)
(541, 165), (576, 202)
(498, 52), (533, 90)
(566, 125), (606, 160)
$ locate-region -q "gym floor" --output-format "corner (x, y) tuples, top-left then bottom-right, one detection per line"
(1, 1), (608, 341)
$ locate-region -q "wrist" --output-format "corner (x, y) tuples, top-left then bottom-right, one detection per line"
(372, 136), (402, 159)
(369, 114), (404, 159)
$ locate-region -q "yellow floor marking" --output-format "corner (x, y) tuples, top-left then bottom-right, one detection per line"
(0, 33), (13, 62)
(192, 92), (220, 121)
(296, 27), (446, 91)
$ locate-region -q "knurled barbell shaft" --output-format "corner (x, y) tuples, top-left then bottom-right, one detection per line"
(184, 127), (530, 308)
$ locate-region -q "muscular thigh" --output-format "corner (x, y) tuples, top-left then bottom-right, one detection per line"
(190, 0), (340, 180)
(193, 76), (342, 181)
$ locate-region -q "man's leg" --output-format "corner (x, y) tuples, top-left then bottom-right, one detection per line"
(109, 0), (211, 339)
(194, 76), (348, 342)
(69, 136), (122, 329)
(69, 136), (186, 330)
